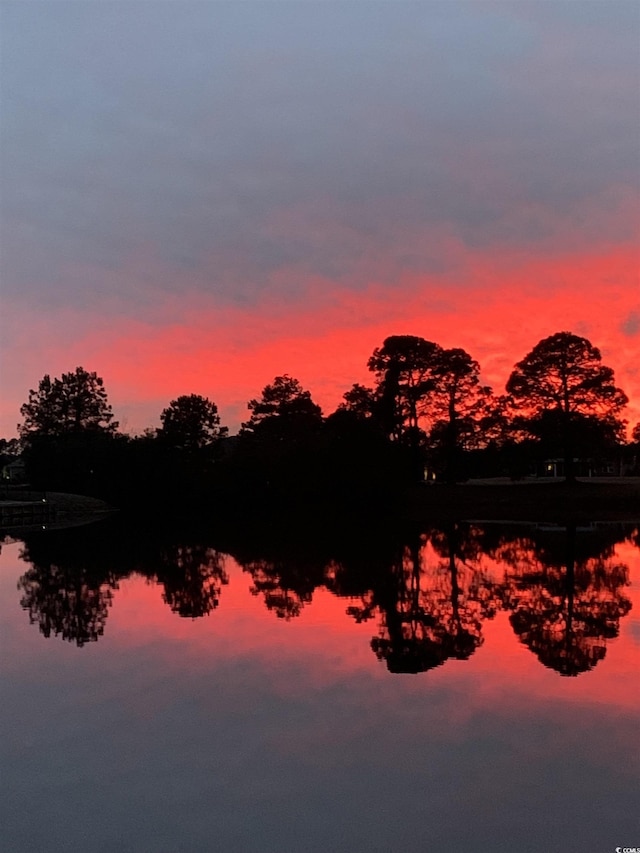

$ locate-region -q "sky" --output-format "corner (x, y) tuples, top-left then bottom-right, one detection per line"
(1, 0), (639, 437)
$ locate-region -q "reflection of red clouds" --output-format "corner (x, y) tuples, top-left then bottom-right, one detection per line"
(102, 544), (640, 715)
(108, 560), (378, 678)
(2, 244), (638, 434)
(0, 538), (637, 730)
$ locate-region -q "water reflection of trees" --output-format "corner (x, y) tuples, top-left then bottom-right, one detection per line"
(239, 521), (634, 677)
(335, 525), (503, 673)
(235, 544), (329, 620)
(493, 525), (633, 676)
(18, 529), (120, 647)
(152, 544), (228, 619)
(14, 518), (636, 668)
(16, 522), (230, 645)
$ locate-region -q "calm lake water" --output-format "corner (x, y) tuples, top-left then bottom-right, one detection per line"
(1, 517), (639, 853)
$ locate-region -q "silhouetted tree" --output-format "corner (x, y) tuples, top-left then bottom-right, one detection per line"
(426, 348), (493, 482)
(367, 336), (442, 442)
(320, 407), (413, 496)
(506, 333), (627, 480)
(338, 383), (377, 420)
(0, 438), (21, 478)
(222, 376), (325, 498)
(366, 335), (444, 482)
(19, 367), (118, 440)
(0, 437), (21, 458)
(159, 394), (228, 451)
(17, 368), (120, 493)
(460, 394), (533, 480)
(626, 423), (640, 475)
(242, 375), (322, 436)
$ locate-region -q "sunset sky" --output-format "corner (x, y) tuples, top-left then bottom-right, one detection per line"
(2, 0), (639, 437)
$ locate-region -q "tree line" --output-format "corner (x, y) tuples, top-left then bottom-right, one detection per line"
(3, 330), (638, 505)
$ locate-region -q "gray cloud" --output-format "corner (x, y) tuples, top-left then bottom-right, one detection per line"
(621, 311), (640, 337)
(1, 1), (638, 313)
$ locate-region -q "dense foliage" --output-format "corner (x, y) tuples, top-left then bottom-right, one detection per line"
(159, 394), (227, 451)
(19, 367), (118, 440)
(5, 330), (636, 504)
(506, 332), (628, 480)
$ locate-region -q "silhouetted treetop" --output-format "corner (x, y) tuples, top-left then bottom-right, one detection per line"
(506, 332), (627, 480)
(159, 394), (228, 450)
(242, 375), (322, 434)
(367, 336), (442, 379)
(431, 349), (490, 417)
(507, 332), (627, 417)
(19, 367), (118, 440)
(427, 348), (494, 481)
(367, 336), (442, 440)
(339, 383), (377, 420)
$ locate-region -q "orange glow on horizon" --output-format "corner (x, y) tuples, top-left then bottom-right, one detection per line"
(2, 243), (638, 435)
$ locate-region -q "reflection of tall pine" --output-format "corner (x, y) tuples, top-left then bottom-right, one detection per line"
(349, 526), (501, 674)
(18, 531), (120, 647)
(500, 525), (632, 676)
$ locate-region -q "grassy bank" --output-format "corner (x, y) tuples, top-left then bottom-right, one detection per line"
(3, 479), (639, 536)
(406, 478), (640, 523)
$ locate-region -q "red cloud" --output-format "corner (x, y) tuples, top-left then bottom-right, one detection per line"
(2, 244), (638, 436)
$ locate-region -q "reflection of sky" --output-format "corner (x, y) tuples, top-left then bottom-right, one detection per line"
(1, 1), (639, 435)
(1, 537), (639, 853)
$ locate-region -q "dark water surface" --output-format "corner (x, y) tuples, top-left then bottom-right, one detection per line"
(1, 518), (639, 853)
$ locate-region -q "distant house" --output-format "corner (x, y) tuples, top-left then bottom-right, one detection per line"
(539, 454), (634, 478)
(2, 458), (27, 484)
(539, 458), (564, 478)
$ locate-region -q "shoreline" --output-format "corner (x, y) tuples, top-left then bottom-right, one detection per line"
(1, 479), (639, 534)
(406, 478), (640, 524)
